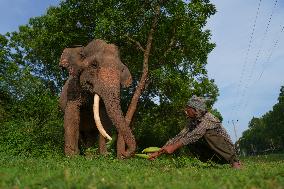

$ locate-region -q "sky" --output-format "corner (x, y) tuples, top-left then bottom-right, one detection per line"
(0, 0), (283, 142)
(206, 0), (284, 141)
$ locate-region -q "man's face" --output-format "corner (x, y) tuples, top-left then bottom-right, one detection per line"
(184, 106), (197, 118)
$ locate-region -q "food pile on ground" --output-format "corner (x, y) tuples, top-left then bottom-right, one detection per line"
(135, 147), (161, 159)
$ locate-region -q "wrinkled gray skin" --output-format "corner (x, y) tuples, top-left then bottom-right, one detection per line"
(59, 76), (113, 155)
(59, 39), (136, 158)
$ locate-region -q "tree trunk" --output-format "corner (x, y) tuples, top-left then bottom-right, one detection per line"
(125, 3), (162, 127)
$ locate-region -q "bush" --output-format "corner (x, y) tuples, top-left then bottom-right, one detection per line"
(133, 103), (187, 150)
(0, 71), (65, 157)
(0, 119), (64, 157)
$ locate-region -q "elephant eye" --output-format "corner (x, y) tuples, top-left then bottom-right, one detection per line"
(79, 51), (86, 60)
(91, 62), (97, 68)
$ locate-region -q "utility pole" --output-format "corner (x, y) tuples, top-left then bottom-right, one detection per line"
(231, 120), (240, 155)
(231, 120), (238, 142)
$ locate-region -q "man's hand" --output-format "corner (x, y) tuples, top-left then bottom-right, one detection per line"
(148, 142), (183, 160)
(163, 141), (183, 154)
(163, 144), (178, 154)
(148, 149), (165, 160)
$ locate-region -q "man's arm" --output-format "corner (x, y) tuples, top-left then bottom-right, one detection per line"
(149, 115), (214, 160)
(148, 127), (190, 160)
(164, 127), (191, 146)
(178, 115), (213, 145)
(148, 141), (183, 160)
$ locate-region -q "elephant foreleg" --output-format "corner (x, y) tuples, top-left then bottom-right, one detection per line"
(64, 101), (80, 156)
(100, 93), (136, 158)
(117, 133), (126, 158)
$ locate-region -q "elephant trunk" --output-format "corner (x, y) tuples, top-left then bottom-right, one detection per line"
(93, 93), (136, 157)
(100, 92), (136, 157)
(93, 94), (112, 140)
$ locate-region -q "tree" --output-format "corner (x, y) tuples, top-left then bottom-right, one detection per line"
(239, 86), (284, 155)
(6, 0), (219, 147)
(0, 35), (64, 157)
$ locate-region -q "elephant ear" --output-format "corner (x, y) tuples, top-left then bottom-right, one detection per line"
(59, 46), (87, 77)
(79, 48), (86, 60)
(67, 76), (81, 101)
(120, 63), (132, 88)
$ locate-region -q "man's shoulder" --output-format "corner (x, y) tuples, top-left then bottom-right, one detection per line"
(203, 112), (221, 123)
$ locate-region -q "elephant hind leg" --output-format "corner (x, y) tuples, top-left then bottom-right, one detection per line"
(99, 134), (108, 155)
(80, 132), (108, 155)
(79, 130), (97, 148)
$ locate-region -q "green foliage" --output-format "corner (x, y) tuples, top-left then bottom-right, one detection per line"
(239, 86), (284, 155)
(7, 0), (219, 99)
(0, 153), (284, 189)
(209, 108), (223, 122)
(0, 80), (64, 157)
(0, 120), (64, 157)
(0, 0), (222, 156)
(0, 44), (64, 156)
(133, 102), (188, 149)
(0, 90), (12, 123)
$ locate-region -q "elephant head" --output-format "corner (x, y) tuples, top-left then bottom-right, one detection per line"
(60, 41), (132, 87)
(81, 39), (133, 88)
(59, 39), (135, 158)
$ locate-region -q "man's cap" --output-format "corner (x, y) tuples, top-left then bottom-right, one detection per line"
(186, 95), (207, 111)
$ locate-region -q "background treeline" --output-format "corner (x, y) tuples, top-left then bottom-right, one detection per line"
(0, 0), (220, 157)
(238, 86), (284, 155)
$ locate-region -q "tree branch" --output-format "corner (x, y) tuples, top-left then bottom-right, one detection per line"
(125, 3), (162, 127)
(163, 33), (175, 57)
(125, 35), (145, 52)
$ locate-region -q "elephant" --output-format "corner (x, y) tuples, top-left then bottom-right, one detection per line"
(59, 39), (136, 158)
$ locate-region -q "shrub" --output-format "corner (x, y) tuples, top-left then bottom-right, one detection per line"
(0, 119), (64, 157)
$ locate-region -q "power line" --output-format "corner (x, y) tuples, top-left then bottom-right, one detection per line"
(236, 0), (278, 116)
(257, 25), (284, 81)
(242, 25), (284, 110)
(229, 0), (262, 120)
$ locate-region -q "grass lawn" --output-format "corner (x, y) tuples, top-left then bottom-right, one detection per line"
(0, 153), (283, 189)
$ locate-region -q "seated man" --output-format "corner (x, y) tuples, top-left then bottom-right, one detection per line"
(149, 95), (242, 169)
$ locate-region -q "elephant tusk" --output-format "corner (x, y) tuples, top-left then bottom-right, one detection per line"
(93, 94), (112, 140)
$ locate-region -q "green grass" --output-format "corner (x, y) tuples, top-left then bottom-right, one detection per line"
(0, 153), (283, 189)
